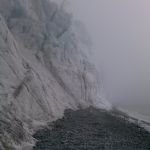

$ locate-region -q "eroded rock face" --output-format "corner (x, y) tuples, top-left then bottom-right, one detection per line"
(0, 0), (111, 149)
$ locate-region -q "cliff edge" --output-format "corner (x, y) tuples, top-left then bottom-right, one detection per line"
(0, 0), (111, 149)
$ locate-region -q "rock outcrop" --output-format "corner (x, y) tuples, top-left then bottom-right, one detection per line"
(0, 0), (111, 149)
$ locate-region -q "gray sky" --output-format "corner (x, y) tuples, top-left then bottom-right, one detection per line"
(69, 0), (150, 116)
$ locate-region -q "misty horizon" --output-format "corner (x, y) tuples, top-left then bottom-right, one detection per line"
(67, 0), (150, 120)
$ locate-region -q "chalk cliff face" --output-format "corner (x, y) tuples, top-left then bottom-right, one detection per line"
(0, 0), (111, 149)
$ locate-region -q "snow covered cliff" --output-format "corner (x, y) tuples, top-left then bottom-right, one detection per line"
(0, 0), (111, 149)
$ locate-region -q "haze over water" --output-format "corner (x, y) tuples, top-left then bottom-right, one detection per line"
(69, 0), (150, 121)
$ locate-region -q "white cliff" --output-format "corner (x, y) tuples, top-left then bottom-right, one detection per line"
(0, 0), (111, 149)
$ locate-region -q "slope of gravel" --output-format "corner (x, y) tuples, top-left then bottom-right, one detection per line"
(33, 107), (150, 150)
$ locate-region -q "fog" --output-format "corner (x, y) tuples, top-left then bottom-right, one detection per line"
(69, 0), (150, 118)
(61, 0), (150, 119)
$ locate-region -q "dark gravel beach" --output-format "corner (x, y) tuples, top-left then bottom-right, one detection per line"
(33, 107), (150, 150)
